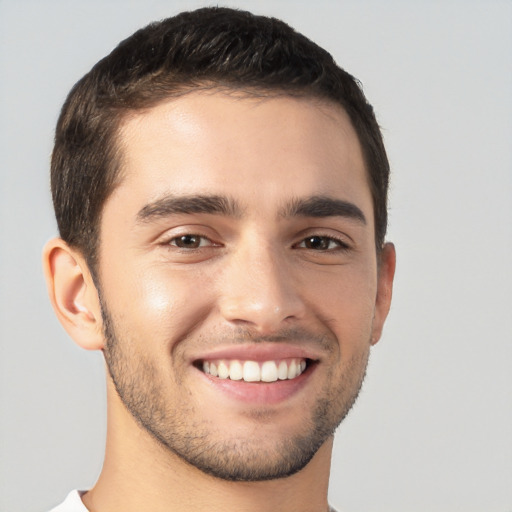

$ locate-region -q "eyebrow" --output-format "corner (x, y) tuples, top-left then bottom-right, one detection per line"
(136, 193), (366, 225)
(136, 194), (243, 222)
(281, 195), (367, 224)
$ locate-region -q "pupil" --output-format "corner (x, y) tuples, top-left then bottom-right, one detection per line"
(307, 236), (326, 249)
(179, 235), (198, 247)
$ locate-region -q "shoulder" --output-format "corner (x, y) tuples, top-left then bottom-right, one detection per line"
(48, 490), (88, 512)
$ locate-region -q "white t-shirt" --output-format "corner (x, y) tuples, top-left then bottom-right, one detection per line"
(49, 489), (340, 511)
(48, 491), (87, 512)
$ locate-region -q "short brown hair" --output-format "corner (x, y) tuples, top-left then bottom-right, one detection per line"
(51, 6), (390, 274)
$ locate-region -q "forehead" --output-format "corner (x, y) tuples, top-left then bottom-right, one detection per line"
(112, 91), (372, 220)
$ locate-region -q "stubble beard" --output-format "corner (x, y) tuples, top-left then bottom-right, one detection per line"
(100, 297), (370, 482)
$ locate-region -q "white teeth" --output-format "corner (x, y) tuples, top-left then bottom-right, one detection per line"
(243, 361), (261, 382)
(218, 361), (229, 379)
(229, 360), (243, 380)
(201, 358), (307, 382)
(287, 360), (297, 379)
(278, 360), (288, 380)
(261, 361), (278, 382)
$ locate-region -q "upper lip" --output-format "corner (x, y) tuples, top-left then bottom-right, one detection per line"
(190, 343), (324, 363)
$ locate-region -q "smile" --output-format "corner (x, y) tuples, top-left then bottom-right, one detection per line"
(201, 358), (308, 382)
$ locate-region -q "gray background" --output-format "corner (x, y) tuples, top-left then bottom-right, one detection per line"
(1, 1), (511, 511)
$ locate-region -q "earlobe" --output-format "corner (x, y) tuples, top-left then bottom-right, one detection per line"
(42, 238), (104, 351)
(371, 242), (396, 345)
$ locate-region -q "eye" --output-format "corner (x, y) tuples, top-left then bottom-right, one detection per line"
(168, 234), (213, 249)
(297, 235), (348, 251)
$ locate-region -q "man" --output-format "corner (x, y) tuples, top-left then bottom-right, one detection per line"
(43, 7), (395, 512)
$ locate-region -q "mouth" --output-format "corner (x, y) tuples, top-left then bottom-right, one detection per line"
(195, 358), (314, 383)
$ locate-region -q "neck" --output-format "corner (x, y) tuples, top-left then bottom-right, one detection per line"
(82, 383), (332, 512)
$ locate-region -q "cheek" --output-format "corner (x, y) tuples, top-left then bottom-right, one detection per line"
(304, 264), (377, 345)
(103, 264), (217, 349)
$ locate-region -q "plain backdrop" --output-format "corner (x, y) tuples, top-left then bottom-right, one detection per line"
(1, 1), (511, 511)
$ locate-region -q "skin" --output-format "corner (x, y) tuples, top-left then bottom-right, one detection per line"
(44, 91), (395, 512)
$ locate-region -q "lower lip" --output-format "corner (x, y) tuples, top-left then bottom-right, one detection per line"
(198, 364), (315, 405)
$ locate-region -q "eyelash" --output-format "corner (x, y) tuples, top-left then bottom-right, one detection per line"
(166, 234), (217, 249)
(294, 235), (350, 252)
(163, 233), (350, 252)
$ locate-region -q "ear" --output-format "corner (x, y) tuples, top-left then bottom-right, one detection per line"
(43, 238), (104, 350)
(371, 242), (396, 345)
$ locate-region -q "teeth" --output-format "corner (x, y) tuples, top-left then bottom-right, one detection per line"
(229, 360), (243, 380)
(261, 361), (278, 382)
(218, 361), (229, 379)
(278, 361), (288, 380)
(243, 361), (260, 382)
(201, 358), (307, 382)
(288, 360), (297, 379)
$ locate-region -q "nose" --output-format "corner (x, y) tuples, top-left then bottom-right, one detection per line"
(217, 239), (306, 333)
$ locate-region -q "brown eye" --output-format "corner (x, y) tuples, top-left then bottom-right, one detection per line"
(303, 236), (330, 250)
(297, 235), (348, 251)
(172, 235), (204, 248)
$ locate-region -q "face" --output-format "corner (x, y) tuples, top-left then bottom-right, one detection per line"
(97, 91), (393, 481)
